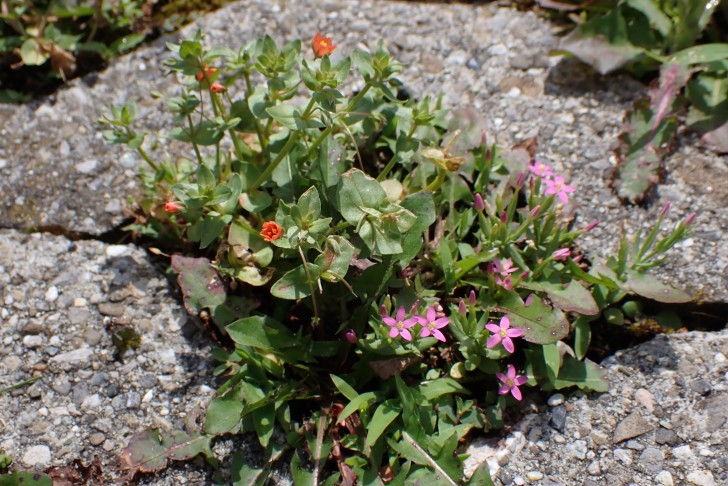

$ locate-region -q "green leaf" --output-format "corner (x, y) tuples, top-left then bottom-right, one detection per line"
(419, 378), (466, 401)
(252, 404), (275, 447)
(330, 374), (358, 401)
(573, 316), (592, 361)
(230, 451), (268, 486)
(197, 163), (216, 190)
(521, 280), (599, 316)
(270, 263), (322, 300)
(118, 428), (213, 477)
(553, 356), (609, 393)
(623, 0), (671, 37)
(398, 191), (436, 267)
(669, 44), (728, 66)
(498, 292), (569, 344)
(266, 104), (298, 130)
(297, 186), (322, 223)
(542, 343), (560, 383)
(290, 451), (314, 484)
(0, 473), (52, 486)
(205, 395), (243, 435)
(467, 463), (495, 486)
(170, 255), (226, 315)
(316, 236), (355, 282)
(20, 38), (49, 65)
(226, 315), (297, 350)
(337, 391), (379, 424)
(336, 169), (388, 224)
(624, 269), (692, 303)
(365, 399), (401, 447)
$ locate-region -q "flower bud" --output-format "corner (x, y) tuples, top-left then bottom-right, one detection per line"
(469, 290), (476, 305)
(524, 294), (533, 308)
(659, 201), (671, 218)
(458, 300), (467, 315)
(684, 213), (697, 227)
(552, 248), (571, 261)
(474, 193), (485, 212)
(164, 201), (184, 214)
(210, 82), (225, 93)
(500, 210), (508, 224)
(584, 220), (599, 232)
(515, 172), (526, 188)
(343, 329), (357, 343)
(529, 205), (541, 218)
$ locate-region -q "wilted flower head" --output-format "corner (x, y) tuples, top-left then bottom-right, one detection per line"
(312, 32), (336, 58)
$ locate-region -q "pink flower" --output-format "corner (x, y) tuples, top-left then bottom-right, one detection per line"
(490, 258), (519, 277)
(527, 161), (554, 178)
(584, 220), (599, 232)
(469, 290), (476, 305)
(382, 306), (418, 341)
(418, 306), (450, 342)
(496, 364), (528, 401)
(485, 316), (523, 353)
(684, 213), (697, 227)
(552, 248), (571, 261)
(494, 275), (512, 290)
(543, 176), (576, 204)
(529, 205), (541, 218)
(659, 201), (671, 218)
(458, 300), (467, 315)
(524, 294), (534, 307)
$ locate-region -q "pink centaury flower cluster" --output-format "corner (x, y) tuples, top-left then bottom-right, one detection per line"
(528, 161), (576, 204)
(382, 305), (450, 342)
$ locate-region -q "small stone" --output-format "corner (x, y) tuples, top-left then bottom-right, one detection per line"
(655, 471), (674, 486)
(672, 445), (694, 462)
(590, 430), (609, 446)
(81, 394), (102, 411)
(686, 470), (716, 486)
(634, 388), (654, 413)
(715, 353), (727, 363)
(105, 245), (130, 257)
(547, 393), (565, 407)
(613, 412), (654, 443)
(73, 297), (88, 307)
(50, 347), (93, 366)
(626, 440), (645, 451)
(20, 321), (44, 335)
(89, 433), (106, 446)
(23, 335), (43, 349)
(22, 445), (51, 467)
(689, 379), (712, 396)
(587, 460), (601, 475)
(75, 159), (98, 174)
(513, 477), (525, 486)
(525, 471), (544, 481)
(568, 440), (588, 460)
(639, 447), (664, 474)
(98, 302), (125, 317)
(654, 428), (678, 445)
(549, 405), (567, 431)
(614, 449), (632, 465)
(44, 286), (59, 302)
(510, 54), (531, 70)
(83, 329), (103, 346)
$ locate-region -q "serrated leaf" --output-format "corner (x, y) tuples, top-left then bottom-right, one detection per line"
(553, 356), (609, 392)
(118, 428), (213, 479)
(498, 292), (569, 344)
(624, 269), (691, 303)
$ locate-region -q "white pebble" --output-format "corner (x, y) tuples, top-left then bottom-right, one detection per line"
(44, 286), (59, 302)
(513, 477), (525, 486)
(655, 471), (674, 486)
(73, 298), (88, 307)
(547, 393), (565, 406)
(105, 245), (130, 257)
(686, 470), (716, 486)
(526, 471), (544, 481)
(22, 445), (51, 467)
(587, 460), (601, 475)
(81, 394), (102, 411)
(23, 335), (43, 349)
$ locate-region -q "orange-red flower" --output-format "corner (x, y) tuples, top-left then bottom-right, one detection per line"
(164, 201), (184, 214)
(312, 32), (336, 58)
(260, 221), (283, 242)
(195, 64), (217, 82)
(210, 82), (226, 93)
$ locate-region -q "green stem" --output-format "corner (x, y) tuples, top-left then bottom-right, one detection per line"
(244, 72), (268, 151)
(136, 146), (159, 172)
(298, 246), (320, 327)
(250, 130), (300, 190)
(186, 114), (205, 166)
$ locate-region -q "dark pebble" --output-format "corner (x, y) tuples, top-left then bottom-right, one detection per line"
(549, 405), (567, 431)
(689, 379), (712, 396)
(654, 427), (678, 445)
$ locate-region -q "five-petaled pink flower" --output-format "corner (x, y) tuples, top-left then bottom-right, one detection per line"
(491, 258), (519, 277)
(528, 161), (554, 178)
(485, 316), (523, 353)
(418, 306), (450, 342)
(543, 176), (576, 204)
(382, 306), (418, 342)
(496, 364), (528, 401)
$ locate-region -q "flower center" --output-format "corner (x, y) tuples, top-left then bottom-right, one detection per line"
(499, 329), (508, 338)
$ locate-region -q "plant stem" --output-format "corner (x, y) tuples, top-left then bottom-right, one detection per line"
(298, 246), (320, 326)
(136, 146), (159, 172)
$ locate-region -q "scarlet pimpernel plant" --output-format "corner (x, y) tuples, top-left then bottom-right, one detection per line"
(101, 31), (695, 483)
